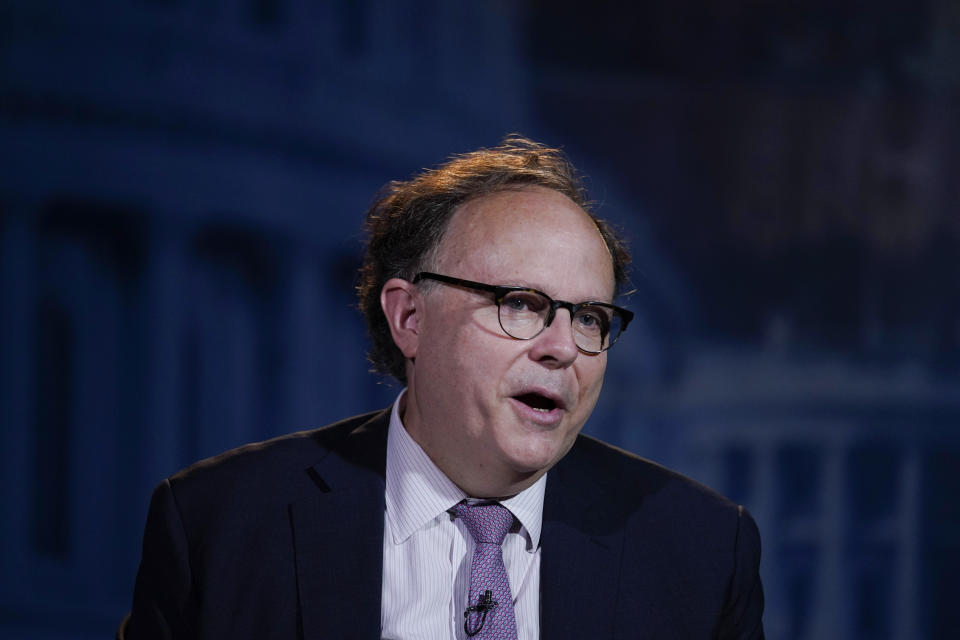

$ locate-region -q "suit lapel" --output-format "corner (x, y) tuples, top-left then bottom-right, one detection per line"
(291, 411), (389, 639)
(288, 416), (629, 638)
(540, 440), (625, 639)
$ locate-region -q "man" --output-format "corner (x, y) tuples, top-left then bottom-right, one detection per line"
(120, 137), (764, 639)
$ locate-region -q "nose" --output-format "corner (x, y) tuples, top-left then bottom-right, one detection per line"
(527, 308), (579, 368)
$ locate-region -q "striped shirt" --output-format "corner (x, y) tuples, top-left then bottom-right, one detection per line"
(381, 392), (544, 639)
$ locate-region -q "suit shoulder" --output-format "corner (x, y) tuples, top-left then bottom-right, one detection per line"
(165, 409), (387, 504)
(559, 434), (760, 574)
(566, 432), (744, 518)
(559, 439), (764, 636)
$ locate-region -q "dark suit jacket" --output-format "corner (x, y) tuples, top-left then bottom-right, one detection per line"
(119, 409), (764, 639)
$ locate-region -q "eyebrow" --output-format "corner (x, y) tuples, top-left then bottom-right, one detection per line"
(506, 281), (615, 305)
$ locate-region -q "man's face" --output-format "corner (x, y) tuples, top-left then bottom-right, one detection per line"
(401, 186), (616, 497)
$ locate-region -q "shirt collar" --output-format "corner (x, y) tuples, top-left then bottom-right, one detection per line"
(384, 390), (546, 551)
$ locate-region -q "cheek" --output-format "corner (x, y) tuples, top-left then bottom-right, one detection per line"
(577, 359), (607, 403)
(426, 320), (504, 392)
(448, 310), (512, 365)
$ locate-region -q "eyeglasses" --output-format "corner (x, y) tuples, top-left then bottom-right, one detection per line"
(412, 272), (633, 354)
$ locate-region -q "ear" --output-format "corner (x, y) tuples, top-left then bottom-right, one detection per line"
(380, 277), (422, 359)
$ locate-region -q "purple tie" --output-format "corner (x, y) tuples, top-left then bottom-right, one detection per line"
(453, 501), (519, 639)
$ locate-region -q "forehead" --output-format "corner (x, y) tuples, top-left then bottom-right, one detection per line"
(433, 186), (616, 299)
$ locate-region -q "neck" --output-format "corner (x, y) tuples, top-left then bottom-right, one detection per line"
(398, 392), (540, 499)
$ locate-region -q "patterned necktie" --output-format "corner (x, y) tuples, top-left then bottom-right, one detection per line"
(452, 501), (519, 639)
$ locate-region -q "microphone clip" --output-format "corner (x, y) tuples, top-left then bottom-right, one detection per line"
(464, 589), (498, 637)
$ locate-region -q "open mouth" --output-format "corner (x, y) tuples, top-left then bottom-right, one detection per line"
(513, 393), (557, 412)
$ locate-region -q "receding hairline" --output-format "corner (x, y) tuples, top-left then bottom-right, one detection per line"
(419, 185), (619, 297)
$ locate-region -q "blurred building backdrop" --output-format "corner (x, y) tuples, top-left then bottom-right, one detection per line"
(1, 1), (959, 638)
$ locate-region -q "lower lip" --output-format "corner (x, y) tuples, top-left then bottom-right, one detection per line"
(508, 397), (565, 427)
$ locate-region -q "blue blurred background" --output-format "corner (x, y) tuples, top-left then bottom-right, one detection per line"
(2, 1), (959, 638)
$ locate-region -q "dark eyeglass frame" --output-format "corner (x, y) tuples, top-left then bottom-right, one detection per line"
(411, 271), (633, 354)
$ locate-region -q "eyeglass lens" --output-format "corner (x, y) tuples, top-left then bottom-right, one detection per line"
(498, 291), (621, 353)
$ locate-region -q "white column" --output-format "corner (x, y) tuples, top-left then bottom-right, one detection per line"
(279, 243), (322, 433)
(192, 248), (260, 458)
(809, 434), (850, 638)
(139, 221), (187, 490)
(753, 436), (788, 639)
(0, 204), (37, 587)
(893, 447), (921, 638)
(65, 237), (123, 596)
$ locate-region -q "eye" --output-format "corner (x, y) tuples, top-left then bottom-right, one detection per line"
(574, 307), (609, 333)
(501, 291), (546, 314)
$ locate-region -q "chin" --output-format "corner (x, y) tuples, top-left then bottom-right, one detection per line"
(505, 439), (569, 476)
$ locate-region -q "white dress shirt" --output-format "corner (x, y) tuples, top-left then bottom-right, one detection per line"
(381, 391), (545, 640)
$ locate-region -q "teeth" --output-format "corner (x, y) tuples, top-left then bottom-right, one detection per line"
(513, 392), (557, 412)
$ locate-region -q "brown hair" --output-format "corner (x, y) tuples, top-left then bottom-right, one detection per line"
(357, 135), (631, 383)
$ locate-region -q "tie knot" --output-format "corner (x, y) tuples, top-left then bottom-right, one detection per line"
(453, 501), (514, 545)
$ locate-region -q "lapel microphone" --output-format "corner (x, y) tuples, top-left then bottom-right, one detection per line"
(463, 589), (498, 637)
